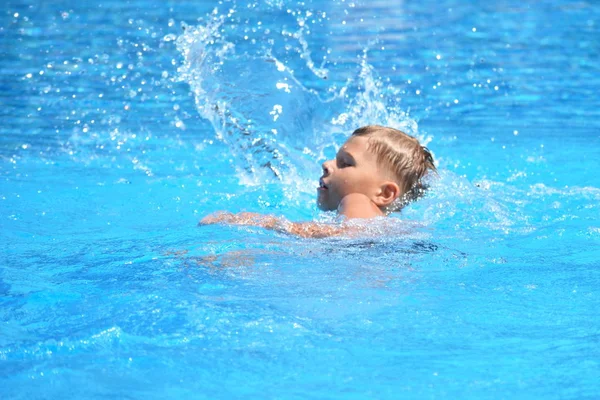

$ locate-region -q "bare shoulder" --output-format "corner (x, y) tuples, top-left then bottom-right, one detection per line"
(338, 193), (384, 219)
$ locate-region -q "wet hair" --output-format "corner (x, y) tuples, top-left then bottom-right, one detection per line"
(352, 125), (436, 211)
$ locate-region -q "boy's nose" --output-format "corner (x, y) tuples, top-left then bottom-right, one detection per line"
(322, 160), (333, 176)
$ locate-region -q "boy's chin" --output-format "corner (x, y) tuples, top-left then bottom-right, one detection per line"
(316, 199), (336, 212)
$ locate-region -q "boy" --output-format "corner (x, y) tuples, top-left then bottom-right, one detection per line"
(200, 125), (435, 237)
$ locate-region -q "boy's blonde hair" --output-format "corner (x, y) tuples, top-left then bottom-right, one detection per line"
(352, 125), (436, 209)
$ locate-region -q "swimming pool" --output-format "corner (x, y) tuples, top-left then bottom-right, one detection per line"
(2, 0), (599, 398)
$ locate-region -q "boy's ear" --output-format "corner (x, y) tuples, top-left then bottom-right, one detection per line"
(374, 181), (400, 207)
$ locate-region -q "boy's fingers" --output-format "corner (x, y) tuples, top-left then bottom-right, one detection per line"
(199, 211), (233, 225)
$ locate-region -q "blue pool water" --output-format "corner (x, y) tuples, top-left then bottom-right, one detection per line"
(2, 0), (600, 398)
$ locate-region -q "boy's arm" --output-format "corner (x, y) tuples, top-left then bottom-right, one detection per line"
(199, 212), (344, 238)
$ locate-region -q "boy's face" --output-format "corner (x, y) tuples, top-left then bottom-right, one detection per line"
(317, 136), (390, 211)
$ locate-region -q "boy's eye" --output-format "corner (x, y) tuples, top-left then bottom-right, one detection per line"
(337, 159), (352, 168)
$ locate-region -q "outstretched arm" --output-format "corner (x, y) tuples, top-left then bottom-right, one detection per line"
(199, 212), (344, 238)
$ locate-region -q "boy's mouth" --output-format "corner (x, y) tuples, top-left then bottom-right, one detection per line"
(318, 178), (328, 190)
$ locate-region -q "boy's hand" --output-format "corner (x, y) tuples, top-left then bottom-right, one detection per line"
(199, 211), (236, 225)
(199, 211), (268, 226)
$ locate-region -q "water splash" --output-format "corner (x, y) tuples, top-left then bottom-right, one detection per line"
(173, 3), (425, 194)
(174, 12), (323, 188)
